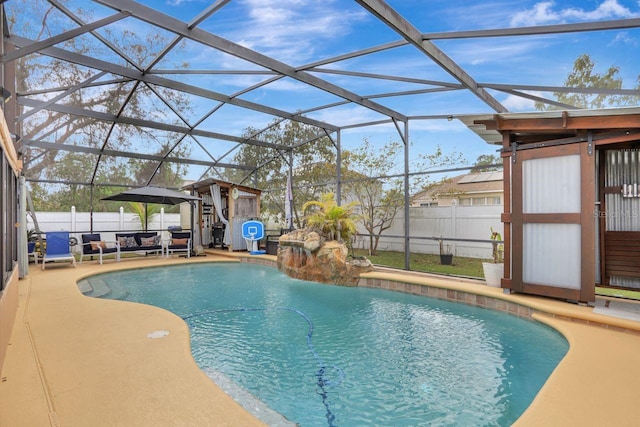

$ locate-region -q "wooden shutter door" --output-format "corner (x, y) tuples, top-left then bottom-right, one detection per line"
(510, 142), (595, 302)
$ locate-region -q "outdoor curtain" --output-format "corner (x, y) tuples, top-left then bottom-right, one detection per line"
(210, 184), (231, 245)
(285, 172), (293, 229)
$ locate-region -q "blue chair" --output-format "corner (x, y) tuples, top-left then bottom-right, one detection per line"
(27, 241), (39, 265)
(41, 231), (77, 270)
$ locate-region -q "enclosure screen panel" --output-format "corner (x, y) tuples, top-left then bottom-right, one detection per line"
(523, 223), (581, 289)
(522, 155), (581, 214)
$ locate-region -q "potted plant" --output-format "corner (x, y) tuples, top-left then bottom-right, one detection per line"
(438, 237), (453, 265)
(482, 227), (504, 287)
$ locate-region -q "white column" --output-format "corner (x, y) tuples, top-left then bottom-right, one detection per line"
(71, 206), (76, 232)
(160, 208), (166, 240)
(19, 176), (28, 278)
(451, 200), (457, 255)
(71, 206), (78, 253)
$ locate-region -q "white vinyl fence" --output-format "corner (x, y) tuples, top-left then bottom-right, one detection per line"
(27, 207), (181, 253)
(29, 205), (501, 259)
(355, 205), (503, 259)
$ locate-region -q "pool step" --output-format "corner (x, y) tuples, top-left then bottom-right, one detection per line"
(203, 368), (295, 427)
(78, 277), (131, 300)
(77, 279), (92, 294)
(84, 277), (112, 298)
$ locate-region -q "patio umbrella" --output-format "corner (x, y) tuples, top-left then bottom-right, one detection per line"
(102, 186), (201, 234)
(102, 186), (201, 205)
(285, 171), (293, 230)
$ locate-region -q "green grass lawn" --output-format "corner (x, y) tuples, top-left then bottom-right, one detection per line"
(352, 249), (488, 278)
(595, 287), (640, 300)
(352, 249), (640, 300)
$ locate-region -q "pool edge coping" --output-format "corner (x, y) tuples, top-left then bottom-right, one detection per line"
(3, 251), (640, 426)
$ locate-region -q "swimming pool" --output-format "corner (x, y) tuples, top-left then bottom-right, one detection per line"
(80, 263), (568, 426)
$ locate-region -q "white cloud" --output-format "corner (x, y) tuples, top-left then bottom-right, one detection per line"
(166, 0), (191, 6)
(310, 104), (389, 128)
(501, 92), (540, 111)
(562, 0), (635, 20)
(233, 0), (368, 63)
(415, 119), (471, 132)
(609, 31), (638, 46)
(446, 38), (550, 67)
(511, 1), (559, 26)
(510, 0), (637, 27)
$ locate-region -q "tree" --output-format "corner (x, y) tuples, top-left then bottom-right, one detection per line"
(224, 119), (337, 227)
(27, 150), (133, 211)
(128, 202), (161, 231)
(11, 0), (193, 211)
(342, 139), (465, 255)
(535, 54), (640, 110)
(471, 154), (502, 172)
(302, 192), (359, 243)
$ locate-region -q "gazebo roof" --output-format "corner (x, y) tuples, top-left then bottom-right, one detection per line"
(460, 106), (640, 145)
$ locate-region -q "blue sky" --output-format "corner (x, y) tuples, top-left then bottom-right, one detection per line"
(13, 0), (640, 182)
(135, 0), (640, 176)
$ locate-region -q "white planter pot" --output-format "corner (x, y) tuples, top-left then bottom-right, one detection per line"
(482, 262), (504, 287)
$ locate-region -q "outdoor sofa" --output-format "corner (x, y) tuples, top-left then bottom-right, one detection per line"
(116, 232), (163, 258)
(79, 232), (165, 264)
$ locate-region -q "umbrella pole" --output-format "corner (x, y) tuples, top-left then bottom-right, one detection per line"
(190, 201), (195, 255)
(145, 203), (148, 232)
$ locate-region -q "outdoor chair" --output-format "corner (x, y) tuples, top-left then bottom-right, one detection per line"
(166, 231), (191, 258)
(41, 231), (77, 270)
(80, 233), (120, 264)
(27, 241), (39, 265)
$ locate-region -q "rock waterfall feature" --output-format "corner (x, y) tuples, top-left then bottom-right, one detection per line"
(276, 229), (372, 286)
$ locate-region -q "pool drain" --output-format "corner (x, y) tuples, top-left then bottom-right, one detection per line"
(147, 330), (170, 339)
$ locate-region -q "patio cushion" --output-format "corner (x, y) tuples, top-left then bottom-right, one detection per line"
(90, 241), (107, 251)
(140, 236), (155, 246)
(134, 232), (157, 246)
(82, 233), (107, 255)
(115, 232), (161, 253)
(118, 236), (138, 248)
(171, 238), (188, 246)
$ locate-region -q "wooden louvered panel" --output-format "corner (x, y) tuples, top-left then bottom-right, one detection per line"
(605, 231), (640, 279)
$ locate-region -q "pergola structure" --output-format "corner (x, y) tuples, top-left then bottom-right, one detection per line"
(466, 108), (640, 303)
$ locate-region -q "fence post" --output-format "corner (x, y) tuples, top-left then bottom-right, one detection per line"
(161, 207), (165, 232)
(119, 206), (124, 230)
(71, 205), (76, 233)
(451, 201), (457, 255)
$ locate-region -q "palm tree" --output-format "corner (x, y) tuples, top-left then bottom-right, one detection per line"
(128, 202), (161, 231)
(302, 192), (359, 243)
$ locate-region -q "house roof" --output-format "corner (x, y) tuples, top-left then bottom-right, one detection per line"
(416, 171), (503, 200)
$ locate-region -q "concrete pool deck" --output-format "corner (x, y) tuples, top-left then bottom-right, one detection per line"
(1, 252), (640, 426)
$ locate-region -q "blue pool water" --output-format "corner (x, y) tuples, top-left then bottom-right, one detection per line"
(80, 263), (568, 426)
